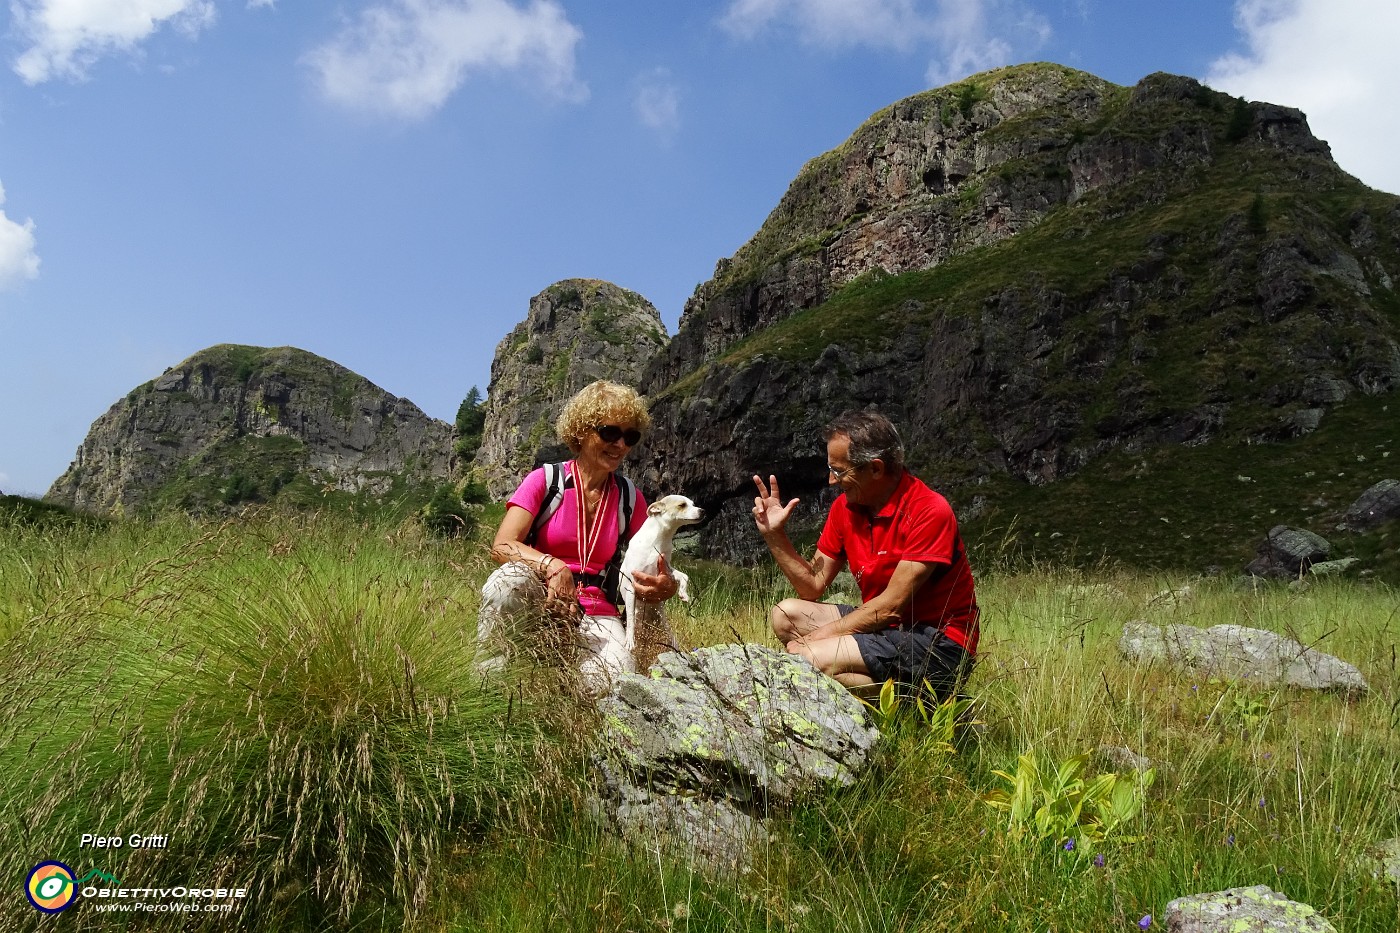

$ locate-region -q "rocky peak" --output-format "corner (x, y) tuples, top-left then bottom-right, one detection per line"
(627, 64), (1400, 558)
(475, 279), (668, 497)
(46, 344), (452, 516)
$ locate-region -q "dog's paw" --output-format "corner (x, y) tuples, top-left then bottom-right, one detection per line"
(673, 569), (691, 603)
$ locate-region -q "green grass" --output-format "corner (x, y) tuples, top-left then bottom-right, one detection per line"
(0, 512), (546, 931)
(2, 515), (1397, 932)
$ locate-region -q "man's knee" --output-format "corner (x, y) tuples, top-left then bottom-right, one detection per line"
(769, 598), (808, 641)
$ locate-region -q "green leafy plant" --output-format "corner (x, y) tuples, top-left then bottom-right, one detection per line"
(1207, 683), (1275, 733)
(865, 679), (979, 754)
(984, 750), (1155, 849)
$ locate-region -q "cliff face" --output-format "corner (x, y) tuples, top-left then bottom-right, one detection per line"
(631, 64), (1400, 556)
(476, 279), (668, 497)
(46, 345), (452, 516)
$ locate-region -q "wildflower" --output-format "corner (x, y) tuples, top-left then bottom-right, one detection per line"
(1139, 915), (1152, 929)
(1064, 838), (1076, 852)
(1258, 797), (1267, 808)
(1094, 853), (1106, 868)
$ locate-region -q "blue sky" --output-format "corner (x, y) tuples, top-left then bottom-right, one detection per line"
(1, 0), (1397, 496)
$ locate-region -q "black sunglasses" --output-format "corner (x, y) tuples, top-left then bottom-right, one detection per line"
(594, 424), (642, 446)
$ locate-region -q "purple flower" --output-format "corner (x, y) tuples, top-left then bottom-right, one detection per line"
(1064, 838), (1076, 852)
(1139, 915), (1152, 930)
(1094, 853), (1106, 868)
(1226, 834), (1235, 846)
(1258, 797), (1267, 808)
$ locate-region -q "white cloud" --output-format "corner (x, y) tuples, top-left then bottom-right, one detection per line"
(11, 0), (217, 84)
(305, 0), (587, 121)
(1207, 0), (1400, 195)
(0, 471), (10, 490)
(719, 0), (1046, 87)
(0, 182), (41, 290)
(634, 68), (680, 139)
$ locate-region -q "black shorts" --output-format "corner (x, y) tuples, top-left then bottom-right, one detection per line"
(840, 605), (973, 701)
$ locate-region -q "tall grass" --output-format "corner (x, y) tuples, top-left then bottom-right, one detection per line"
(3, 514), (1397, 931)
(0, 512), (546, 931)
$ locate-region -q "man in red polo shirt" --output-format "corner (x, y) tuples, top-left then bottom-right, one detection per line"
(752, 410), (978, 699)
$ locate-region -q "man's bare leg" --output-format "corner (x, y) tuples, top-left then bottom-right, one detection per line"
(770, 598), (876, 693)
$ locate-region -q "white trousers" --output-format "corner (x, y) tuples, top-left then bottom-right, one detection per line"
(477, 562), (635, 693)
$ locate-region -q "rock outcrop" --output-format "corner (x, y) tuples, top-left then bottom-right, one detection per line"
(476, 279), (668, 498)
(592, 645), (880, 871)
(1119, 621), (1367, 693)
(627, 64), (1400, 555)
(46, 345), (452, 516)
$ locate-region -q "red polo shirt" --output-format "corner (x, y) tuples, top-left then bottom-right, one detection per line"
(817, 471), (979, 654)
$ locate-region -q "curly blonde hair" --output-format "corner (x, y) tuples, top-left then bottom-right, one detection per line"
(555, 380), (652, 453)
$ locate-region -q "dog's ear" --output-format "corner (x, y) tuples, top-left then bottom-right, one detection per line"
(648, 501), (665, 517)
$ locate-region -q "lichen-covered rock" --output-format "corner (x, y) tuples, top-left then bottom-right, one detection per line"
(592, 644), (880, 870)
(1095, 744), (1153, 774)
(45, 345), (451, 516)
(475, 279), (668, 498)
(1119, 622), (1367, 694)
(1165, 885), (1336, 932)
(1361, 837), (1400, 882)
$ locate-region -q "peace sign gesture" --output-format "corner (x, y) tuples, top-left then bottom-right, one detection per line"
(752, 474), (799, 536)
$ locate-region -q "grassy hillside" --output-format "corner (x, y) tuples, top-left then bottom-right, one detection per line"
(2, 512), (1396, 931)
(960, 388), (1400, 580)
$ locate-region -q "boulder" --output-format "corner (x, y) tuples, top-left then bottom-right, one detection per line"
(592, 644), (880, 871)
(1244, 526), (1331, 580)
(1165, 885), (1336, 932)
(1119, 622), (1367, 694)
(1341, 479), (1400, 532)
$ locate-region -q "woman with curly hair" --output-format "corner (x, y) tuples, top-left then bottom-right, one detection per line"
(477, 380), (680, 691)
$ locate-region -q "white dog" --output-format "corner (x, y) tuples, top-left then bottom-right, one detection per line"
(619, 494), (705, 655)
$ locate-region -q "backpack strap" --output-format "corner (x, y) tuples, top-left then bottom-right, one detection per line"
(525, 462), (568, 546)
(600, 473), (638, 612)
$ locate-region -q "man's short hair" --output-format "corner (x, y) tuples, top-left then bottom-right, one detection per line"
(824, 410), (905, 471)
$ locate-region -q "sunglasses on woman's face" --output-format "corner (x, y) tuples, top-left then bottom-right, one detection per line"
(594, 424), (642, 447)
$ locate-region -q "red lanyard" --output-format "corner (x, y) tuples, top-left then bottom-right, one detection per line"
(571, 462), (611, 574)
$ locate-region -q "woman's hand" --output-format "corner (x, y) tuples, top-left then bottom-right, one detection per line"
(541, 557), (580, 619)
(630, 554), (680, 602)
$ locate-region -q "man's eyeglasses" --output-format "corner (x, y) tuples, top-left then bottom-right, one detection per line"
(827, 463), (859, 480)
(595, 425), (643, 447)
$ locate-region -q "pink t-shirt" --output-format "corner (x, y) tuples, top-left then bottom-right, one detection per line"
(508, 463), (647, 617)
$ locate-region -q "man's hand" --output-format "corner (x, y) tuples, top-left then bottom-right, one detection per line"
(630, 553), (680, 602)
(752, 474), (799, 536)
